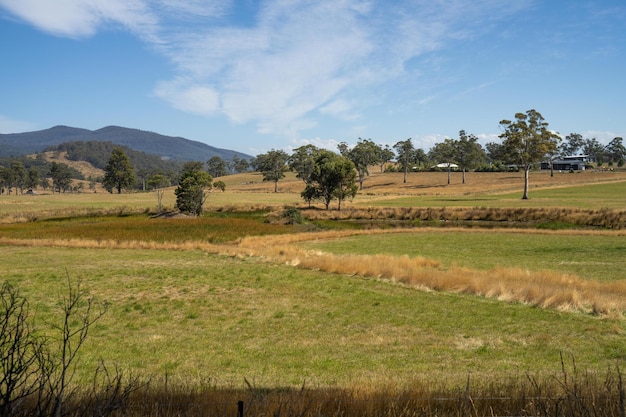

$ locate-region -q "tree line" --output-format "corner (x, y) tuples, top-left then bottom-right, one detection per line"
(3, 109), (624, 209)
(0, 155), (84, 195)
(253, 109), (625, 204)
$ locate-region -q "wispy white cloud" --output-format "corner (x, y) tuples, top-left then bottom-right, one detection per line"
(152, 0), (534, 139)
(582, 130), (622, 145)
(153, 77), (220, 116)
(417, 133), (447, 151)
(0, 0), (160, 41)
(0, 0), (534, 140)
(155, 0), (231, 21)
(319, 98), (361, 121)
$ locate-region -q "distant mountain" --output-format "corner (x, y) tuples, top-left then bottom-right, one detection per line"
(0, 125), (252, 161)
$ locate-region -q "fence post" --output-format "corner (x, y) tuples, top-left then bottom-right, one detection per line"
(237, 400), (244, 417)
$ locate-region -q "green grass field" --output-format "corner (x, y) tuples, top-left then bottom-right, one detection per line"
(1, 175), (626, 391)
(3, 245), (625, 388)
(365, 180), (626, 209)
(299, 230), (626, 282)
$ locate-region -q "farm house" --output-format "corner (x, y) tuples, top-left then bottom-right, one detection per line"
(542, 155), (590, 171)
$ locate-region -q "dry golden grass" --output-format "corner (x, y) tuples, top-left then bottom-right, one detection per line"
(238, 232), (626, 317)
(359, 169), (626, 196)
(223, 169), (626, 197)
(5, 225), (624, 317)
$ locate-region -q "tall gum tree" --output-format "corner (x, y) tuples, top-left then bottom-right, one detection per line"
(338, 139), (382, 191)
(455, 130), (486, 184)
(428, 138), (457, 185)
(499, 109), (560, 199)
(255, 149), (289, 193)
(393, 138), (415, 183)
(307, 150), (357, 210)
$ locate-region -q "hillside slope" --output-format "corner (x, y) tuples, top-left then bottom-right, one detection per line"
(0, 125), (252, 161)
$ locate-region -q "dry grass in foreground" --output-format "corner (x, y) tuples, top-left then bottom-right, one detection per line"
(10, 359), (626, 416)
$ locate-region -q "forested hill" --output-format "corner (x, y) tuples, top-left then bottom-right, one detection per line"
(50, 141), (183, 174)
(0, 125), (252, 161)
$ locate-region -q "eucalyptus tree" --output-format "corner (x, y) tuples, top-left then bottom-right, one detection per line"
(485, 141), (507, 167)
(499, 109), (560, 199)
(378, 145), (395, 173)
(0, 166), (14, 195)
(305, 150), (357, 210)
(393, 138), (415, 183)
(605, 137), (626, 165)
(414, 148), (428, 171)
(559, 133), (585, 157)
(288, 144), (321, 185)
(455, 130), (486, 183)
(10, 161), (26, 195)
(206, 156), (228, 178)
(25, 168), (39, 191)
(230, 156), (250, 173)
(48, 162), (73, 193)
(255, 149), (289, 192)
(582, 138), (606, 164)
(428, 138), (457, 185)
(338, 138), (382, 190)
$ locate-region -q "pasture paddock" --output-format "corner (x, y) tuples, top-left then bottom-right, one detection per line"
(2, 169), (626, 222)
(1, 168), (626, 416)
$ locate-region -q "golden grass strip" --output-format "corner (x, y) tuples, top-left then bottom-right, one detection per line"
(3, 228), (626, 317)
(244, 243), (626, 317)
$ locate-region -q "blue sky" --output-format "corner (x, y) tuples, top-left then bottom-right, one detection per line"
(1, 0), (625, 156)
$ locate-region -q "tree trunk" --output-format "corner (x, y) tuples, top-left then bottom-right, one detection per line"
(522, 167), (530, 199)
(447, 167), (451, 185)
(274, 181), (278, 193)
(462, 168), (466, 184)
(403, 168), (407, 183)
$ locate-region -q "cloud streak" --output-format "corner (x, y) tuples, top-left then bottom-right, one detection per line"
(0, 0), (533, 140)
(0, 0), (160, 41)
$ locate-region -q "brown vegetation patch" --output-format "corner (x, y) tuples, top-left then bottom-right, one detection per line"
(301, 206), (626, 229)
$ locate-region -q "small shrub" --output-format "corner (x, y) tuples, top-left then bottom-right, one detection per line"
(283, 207), (304, 225)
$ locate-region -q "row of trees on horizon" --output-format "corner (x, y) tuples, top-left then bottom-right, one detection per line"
(1, 110), (625, 205)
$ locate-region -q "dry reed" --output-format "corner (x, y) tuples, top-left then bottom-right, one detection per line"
(16, 364), (625, 416)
